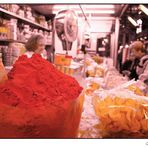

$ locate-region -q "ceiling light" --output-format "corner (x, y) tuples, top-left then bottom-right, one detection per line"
(53, 10), (115, 14)
(127, 16), (137, 27)
(81, 5), (114, 9)
(139, 5), (148, 15)
(81, 10), (115, 14)
(52, 4), (115, 14)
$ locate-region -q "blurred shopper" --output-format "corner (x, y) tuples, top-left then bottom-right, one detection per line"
(117, 45), (123, 73)
(136, 54), (148, 84)
(25, 34), (47, 59)
(122, 41), (146, 80)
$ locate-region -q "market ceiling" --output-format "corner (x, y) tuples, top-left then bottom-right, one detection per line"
(30, 4), (125, 18)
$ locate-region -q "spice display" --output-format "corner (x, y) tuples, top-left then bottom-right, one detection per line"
(0, 54), (83, 138)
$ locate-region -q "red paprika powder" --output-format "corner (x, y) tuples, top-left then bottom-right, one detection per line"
(0, 54), (83, 138)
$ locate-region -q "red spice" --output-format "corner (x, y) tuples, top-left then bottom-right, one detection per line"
(0, 54), (83, 138)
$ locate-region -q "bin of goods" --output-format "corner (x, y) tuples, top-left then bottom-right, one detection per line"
(92, 88), (148, 138)
(0, 54), (84, 138)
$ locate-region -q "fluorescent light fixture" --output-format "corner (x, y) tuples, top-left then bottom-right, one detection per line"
(139, 5), (148, 15)
(127, 16), (137, 27)
(77, 10), (115, 14)
(53, 10), (115, 14)
(53, 4), (114, 9)
(53, 5), (80, 9)
(52, 4), (115, 14)
(81, 5), (114, 9)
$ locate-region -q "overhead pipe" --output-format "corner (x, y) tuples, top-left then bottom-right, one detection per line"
(79, 4), (91, 28)
(119, 4), (128, 18)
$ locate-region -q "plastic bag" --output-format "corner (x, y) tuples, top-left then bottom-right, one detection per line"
(92, 87), (148, 138)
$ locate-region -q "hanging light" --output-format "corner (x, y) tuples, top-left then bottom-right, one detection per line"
(139, 5), (148, 15)
(127, 16), (138, 27)
(136, 19), (142, 34)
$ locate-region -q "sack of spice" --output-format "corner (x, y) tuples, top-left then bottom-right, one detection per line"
(0, 54), (84, 138)
(92, 88), (148, 138)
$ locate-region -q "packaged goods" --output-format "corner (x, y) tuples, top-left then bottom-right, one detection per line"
(85, 82), (100, 96)
(92, 55), (103, 64)
(95, 67), (104, 77)
(0, 54), (83, 138)
(128, 85), (144, 96)
(0, 60), (8, 83)
(54, 54), (72, 66)
(104, 68), (128, 89)
(92, 89), (148, 138)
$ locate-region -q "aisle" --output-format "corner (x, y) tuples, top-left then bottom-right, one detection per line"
(75, 75), (101, 138)
(78, 94), (101, 138)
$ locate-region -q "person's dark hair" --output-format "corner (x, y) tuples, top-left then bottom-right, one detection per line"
(25, 34), (44, 52)
(81, 44), (86, 54)
(141, 48), (147, 54)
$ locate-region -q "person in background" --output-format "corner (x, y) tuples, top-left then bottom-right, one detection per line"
(136, 53), (148, 85)
(25, 34), (47, 59)
(122, 41), (146, 80)
(117, 45), (123, 73)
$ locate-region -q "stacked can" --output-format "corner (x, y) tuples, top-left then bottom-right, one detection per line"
(2, 45), (12, 66)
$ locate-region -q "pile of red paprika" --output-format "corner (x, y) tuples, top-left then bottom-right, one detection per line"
(0, 54), (83, 138)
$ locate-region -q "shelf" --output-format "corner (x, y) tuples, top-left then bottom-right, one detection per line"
(0, 39), (26, 44)
(0, 39), (52, 46)
(0, 8), (51, 32)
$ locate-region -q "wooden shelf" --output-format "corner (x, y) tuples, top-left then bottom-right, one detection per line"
(0, 7), (51, 32)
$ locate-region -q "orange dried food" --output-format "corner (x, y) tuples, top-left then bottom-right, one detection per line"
(108, 109), (122, 121)
(92, 95), (148, 138)
(128, 85), (144, 96)
(141, 119), (148, 131)
(85, 82), (100, 95)
(85, 88), (93, 95)
(92, 55), (103, 64)
(85, 60), (91, 66)
(114, 96), (126, 105)
(130, 119), (141, 132)
(89, 82), (100, 90)
(95, 67), (104, 77)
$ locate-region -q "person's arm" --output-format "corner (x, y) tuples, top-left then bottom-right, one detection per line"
(138, 62), (148, 83)
(121, 60), (132, 76)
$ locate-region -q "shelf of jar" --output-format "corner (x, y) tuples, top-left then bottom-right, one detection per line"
(0, 7), (51, 32)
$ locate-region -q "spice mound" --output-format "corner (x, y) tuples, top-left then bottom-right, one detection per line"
(0, 54), (83, 138)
